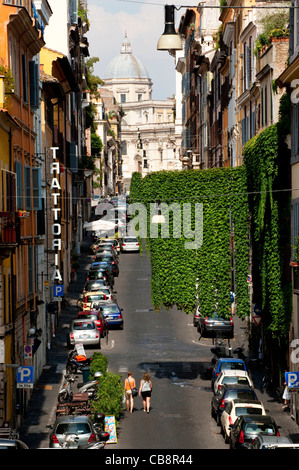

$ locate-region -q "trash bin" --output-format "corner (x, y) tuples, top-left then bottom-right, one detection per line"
(81, 366), (90, 383)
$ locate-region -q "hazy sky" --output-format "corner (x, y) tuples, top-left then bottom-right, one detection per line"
(87, 0), (192, 100)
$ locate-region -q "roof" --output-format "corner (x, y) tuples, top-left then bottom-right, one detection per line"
(104, 35), (150, 80)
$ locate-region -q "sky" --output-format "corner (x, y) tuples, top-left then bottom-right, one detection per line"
(86, 0), (193, 100)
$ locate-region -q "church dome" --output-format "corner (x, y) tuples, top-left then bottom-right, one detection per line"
(104, 35), (150, 80)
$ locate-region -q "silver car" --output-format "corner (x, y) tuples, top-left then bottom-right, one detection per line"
(67, 319), (101, 349)
(48, 415), (98, 448)
(120, 236), (140, 252)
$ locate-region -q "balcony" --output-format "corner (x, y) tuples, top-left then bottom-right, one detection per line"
(0, 212), (20, 252)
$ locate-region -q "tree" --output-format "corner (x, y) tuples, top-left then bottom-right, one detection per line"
(91, 133), (103, 156)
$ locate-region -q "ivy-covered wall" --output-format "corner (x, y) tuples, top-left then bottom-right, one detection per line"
(130, 168), (250, 318)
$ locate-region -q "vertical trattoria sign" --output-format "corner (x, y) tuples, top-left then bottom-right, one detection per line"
(50, 147), (62, 282)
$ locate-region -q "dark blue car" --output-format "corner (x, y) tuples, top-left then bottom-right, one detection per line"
(98, 302), (124, 329)
(212, 358), (248, 388)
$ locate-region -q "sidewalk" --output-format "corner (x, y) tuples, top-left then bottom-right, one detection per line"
(19, 237), (93, 449)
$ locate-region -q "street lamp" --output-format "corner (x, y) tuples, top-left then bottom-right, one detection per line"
(157, 5), (182, 51)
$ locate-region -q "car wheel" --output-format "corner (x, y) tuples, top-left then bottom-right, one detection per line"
(211, 406), (216, 419)
(98, 339), (101, 349)
(224, 430), (229, 444)
(216, 413), (221, 426)
(119, 324), (123, 330)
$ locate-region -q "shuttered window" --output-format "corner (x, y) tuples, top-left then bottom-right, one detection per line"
(15, 161), (23, 209)
(32, 167), (42, 210)
(24, 166), (31, 210)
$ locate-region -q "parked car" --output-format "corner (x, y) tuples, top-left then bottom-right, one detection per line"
(211, 384), (258, 426)
(77, 291), (108, 310)
(229, 415), (280, 449)
(88, 286), (115, 302)
(0, 438), (29, 449)
(246, 435), (299, 449)
(120, 236), (140, 252)
(67, 319), (101, 349)
(76, 310), (108, 338)
(83, 279), (109, 293)
(212, 358), (248, 388)
(197, 311), (234, 338)
(94, 254), (119, 276)
(98, 302), (124, 329)
(86, 269), (114, 287)
(48, 415), (99, 448)
(213, 370), (254, 394)
(96, 244), (118, 257)
(97, 238), (120, 253)
(220, 399), (266, 443)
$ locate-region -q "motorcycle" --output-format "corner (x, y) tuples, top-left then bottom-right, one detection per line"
(233, 346), (246, 361)
(76, 371), (103, 398)
(66, 350), (91, 374)
(58, 374), (75, 403)
(210, 344), (230, 365)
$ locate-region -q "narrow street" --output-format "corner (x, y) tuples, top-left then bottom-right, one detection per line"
(18, 236), (299, 450)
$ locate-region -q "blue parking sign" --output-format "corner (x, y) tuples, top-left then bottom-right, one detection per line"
(286, 371), (299, 389)
(53, 285), (64, 297)
(17, 366), (34, 389)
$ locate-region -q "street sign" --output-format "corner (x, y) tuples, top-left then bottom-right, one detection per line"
(24, 345), (32, 359)
(252, 315), (262, 326)
(17, 366), (34, 389)
(53, 297), (62, 302)
(286, 371), (299, 389)
(53, 285), (64, 297)
(254, 304), (262, 315)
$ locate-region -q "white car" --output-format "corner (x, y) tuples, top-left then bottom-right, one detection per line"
(120, 236), (140, 252)
(220, 398), (266, 443)
(213, 369), (254, 394)
(67, 319), (101, 349)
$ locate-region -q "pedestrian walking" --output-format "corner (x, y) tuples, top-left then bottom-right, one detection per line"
(139, 372), (152, 413)
(124, 371), (136, 413)
(282, 381), (290, 409)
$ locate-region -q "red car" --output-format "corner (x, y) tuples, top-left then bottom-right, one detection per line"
(76, 310), (108, 338)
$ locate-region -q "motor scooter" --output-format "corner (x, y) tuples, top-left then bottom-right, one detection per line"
(76, 371), (103, 398)
(58, 374), (75, 403)
(66, 350), (91, 374)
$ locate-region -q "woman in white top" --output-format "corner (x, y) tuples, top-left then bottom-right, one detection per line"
(139, 372), (152, 413)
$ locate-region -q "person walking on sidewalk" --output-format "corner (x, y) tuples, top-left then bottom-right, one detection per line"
(139, 372), (152, 413)
(124, 372), (136, 413)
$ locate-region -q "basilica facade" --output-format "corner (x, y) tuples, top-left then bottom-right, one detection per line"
(102, 35), (182, 194)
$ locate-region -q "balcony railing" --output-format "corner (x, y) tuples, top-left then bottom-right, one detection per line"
(0, 212), (19, 246)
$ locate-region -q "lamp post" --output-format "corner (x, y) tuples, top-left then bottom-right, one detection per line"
(157, 5), (183, 51)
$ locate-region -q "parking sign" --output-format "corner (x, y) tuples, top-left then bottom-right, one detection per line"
(17, 366), (34, 389)
(286, 371), (299, 389)
(53, 285), (64, 297)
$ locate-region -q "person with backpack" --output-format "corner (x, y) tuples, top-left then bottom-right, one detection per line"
(139, 372), (152, 413)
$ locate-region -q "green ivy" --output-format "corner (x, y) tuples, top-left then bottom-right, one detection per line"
(130, 168), (250, 319)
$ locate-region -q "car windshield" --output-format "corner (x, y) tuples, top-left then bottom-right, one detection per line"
(56, 423), (91, 435)
(222, 377), (250, 386)
(73, 322), (95, 330)
(101, 305), (120, 313)
(85, 282), (105, 290)
(220, 362), (245, 371)
(78, 314), (98, 321)
(225, 390), (257, 401)
(244, 422), (276, 435)
(86, 295), (106, 302)
(236, 407), (263, 416)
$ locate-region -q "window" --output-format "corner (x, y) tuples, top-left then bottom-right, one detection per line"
(137, 94), (142, 101)
(120, 94), (126, 103)
(15, 161), (23, 209)
(32, 167), (42, 210)
(24, 166), (31, 210)
(121, 141), (127, 155)
(28, 246), (34, 295)
(29, 60), (39, 108)
(22, 53), (28, 103)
